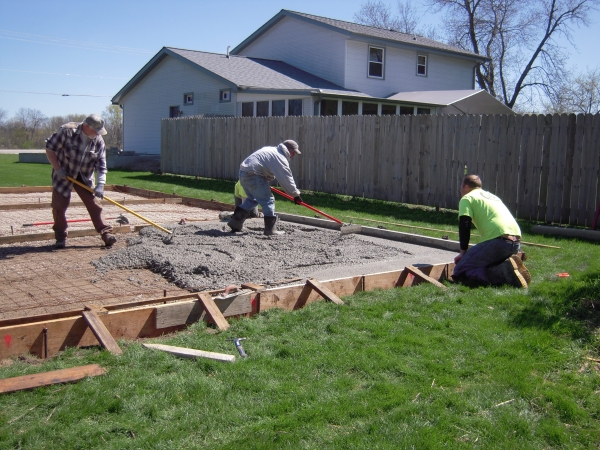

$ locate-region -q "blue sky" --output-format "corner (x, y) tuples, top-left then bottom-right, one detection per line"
(1, 0), (598, 119)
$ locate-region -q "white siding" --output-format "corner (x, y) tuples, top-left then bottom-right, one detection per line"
(345, 40), (476, 97)
(237, 16), (347, 87)
(121, 57), (235, 155)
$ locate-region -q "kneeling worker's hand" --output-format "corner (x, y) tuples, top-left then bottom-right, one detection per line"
(293, 196), (303, 205)
(94, 183), (105, 199)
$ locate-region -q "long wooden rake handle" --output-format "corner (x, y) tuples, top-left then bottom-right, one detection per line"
(67, 176), (172, 234)
(270, 187), (342, 224)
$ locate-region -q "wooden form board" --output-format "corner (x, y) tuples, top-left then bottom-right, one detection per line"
(0, 364), (106, 394)
(0, 225), (133, 245)
(155, 292), (253, 328)
(0, 290), (256, 359)
(0, 197), (182, 211)
(0, 263), (453, 359)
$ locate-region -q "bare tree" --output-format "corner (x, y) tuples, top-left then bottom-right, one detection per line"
(355, 0), (420, 33)
(543, 67), (600, 113)
(14, 108), (47, 142)
(0, 108), (7, 126)
(426, 0), (599, 109)
(102, 105), (123, 150)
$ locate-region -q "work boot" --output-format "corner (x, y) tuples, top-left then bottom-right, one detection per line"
(510, 255), (531, 284)
(486, 259), (528, 288)
(264, 215), (285, 236)
(55, 239), (66, 249)
(227, 206), (250, 232)
(102, 233), (117, 247)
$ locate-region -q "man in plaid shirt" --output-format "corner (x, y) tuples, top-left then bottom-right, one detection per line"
(45, 114), (116, 249)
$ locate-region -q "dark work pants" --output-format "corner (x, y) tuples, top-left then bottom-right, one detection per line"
(453, 237), (521, 285)
(51, 182), (112, 241)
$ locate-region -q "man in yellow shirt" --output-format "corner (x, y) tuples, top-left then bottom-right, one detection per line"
(219, 181), (263, 220)
(453, 175), (530, 288)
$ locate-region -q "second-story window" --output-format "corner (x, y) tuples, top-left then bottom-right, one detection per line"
(417, 55), (427, 76)
(368, 46), (384, 78)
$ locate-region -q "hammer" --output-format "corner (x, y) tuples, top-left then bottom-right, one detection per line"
(229, 338), (247, 358)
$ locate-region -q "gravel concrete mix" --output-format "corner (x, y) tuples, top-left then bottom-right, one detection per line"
(92, 219), (416, 291)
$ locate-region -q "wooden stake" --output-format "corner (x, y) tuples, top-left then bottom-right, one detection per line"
(306, 278), (345, 305)
(81, 309), (123, 355)
(0, 364), (106, 394)
(405, 266), (447, 290)
(197, 293), (230, 330)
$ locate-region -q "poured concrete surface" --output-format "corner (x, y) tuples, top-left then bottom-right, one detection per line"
(93, 219), (457, 291)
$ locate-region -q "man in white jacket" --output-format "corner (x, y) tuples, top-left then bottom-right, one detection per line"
(228, 140), (302, 235)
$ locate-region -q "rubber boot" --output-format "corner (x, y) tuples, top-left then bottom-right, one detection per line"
(227, 206), (249, 232)
(264, 216), (284, 236)
(486, 259), (527, 288)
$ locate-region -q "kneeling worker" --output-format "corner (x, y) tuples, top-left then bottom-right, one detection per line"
(453, 174), (531, 288)
(228, 140), (302, 236)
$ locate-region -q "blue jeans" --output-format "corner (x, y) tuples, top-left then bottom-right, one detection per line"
(239, 171), (275, 217)
(453, 237), (521, 284)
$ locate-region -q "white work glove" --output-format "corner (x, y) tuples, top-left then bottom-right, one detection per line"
(55, 167), (67, 181)
(94, 183), (105, 199)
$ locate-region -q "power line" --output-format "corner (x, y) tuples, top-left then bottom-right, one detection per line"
(0, 29), (154, 55)
(0, 68), (127, 80)
(0, 90), (112, 97)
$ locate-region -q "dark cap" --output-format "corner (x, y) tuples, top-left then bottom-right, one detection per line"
(83, 114), (107, 136)
(283, 139), (300, 154)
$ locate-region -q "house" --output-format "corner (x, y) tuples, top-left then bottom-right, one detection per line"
(112, 9), (512, 155)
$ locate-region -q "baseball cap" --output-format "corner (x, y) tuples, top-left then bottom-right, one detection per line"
(283, 139), (300, 154)
(84, 114), (107, 136)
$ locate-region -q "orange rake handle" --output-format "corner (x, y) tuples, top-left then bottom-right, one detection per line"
(270, 187), (342, 224)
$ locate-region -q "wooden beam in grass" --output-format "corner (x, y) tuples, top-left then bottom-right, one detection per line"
(197, 293), (230, 330)
(405, 266), (447, 290)
(143, 343), (235, 362)
(81, 308), (122, 355)
(0, 364), (106, 394)
(306, 278), (345, 305)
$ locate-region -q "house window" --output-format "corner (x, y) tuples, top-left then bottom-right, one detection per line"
(342, 101), (359, 115)
(288, 99), (302, 116)
(183, 93), (194, 105)
(272, 100), (285, 116)
(220, 89), (231, 102)
(399, 106), (414, 115)
(256, 101), (269, 117)
(381, 104), (397, 115)
(368, 46), (384, 78)
(362, 103), (378, 115)
(417, 108), (431, 114)
(320, 99), (338, 116)
(417, 55), (427, 76)
(242, 102), (254, 117)
(169, 106), (180, 118)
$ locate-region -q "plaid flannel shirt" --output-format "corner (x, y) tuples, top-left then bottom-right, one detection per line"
(45, 122), (107, 197)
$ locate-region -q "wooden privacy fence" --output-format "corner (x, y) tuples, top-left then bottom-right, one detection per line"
(161, 113), (600, 226)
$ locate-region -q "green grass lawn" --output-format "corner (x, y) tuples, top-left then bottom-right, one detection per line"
(1, 156), (599, 449)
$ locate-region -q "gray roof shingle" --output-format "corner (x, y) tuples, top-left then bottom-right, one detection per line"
(233, 10), (486, 61)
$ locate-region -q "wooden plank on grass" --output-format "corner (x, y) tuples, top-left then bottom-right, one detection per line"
(306, 279), (344, 305)
(81, 310), (123, 355)
(197, 293), (230, 331)
(406, 266), (447, 290)
(0, 186), (54, 194)
(0, 364), (106, 394)
(363, 269), (404, 291)
(143, 343), (235, 362)
(155, 293), (253, 329)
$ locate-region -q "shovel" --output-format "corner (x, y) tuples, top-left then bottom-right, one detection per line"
(67, 176), (172, 235)
(270, 187), (361, 235)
